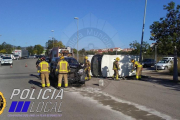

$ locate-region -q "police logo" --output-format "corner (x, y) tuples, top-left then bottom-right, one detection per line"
(0, 92), (6, 115)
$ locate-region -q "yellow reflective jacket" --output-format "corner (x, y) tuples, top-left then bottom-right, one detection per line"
(134, 61), (142, 68)
(113, 61), (120, 70)
(85, 60), (91, 70)
(38, 61), (50, 73)
(56, 60), (70, 73)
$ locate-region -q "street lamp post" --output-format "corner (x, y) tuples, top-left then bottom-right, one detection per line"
(74, 17), (79, 61)
(139, 0), (147, 63)
(173, 46), (178, 81)
(51, 30), (54, 47)
(155, 45), (157, 71)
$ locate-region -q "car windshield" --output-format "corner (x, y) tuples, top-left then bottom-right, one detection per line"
(158, 60), (168, 63)
(3, 57), (11, 59)
(65, 58), (78, 64)
(14, 55), (19, 57)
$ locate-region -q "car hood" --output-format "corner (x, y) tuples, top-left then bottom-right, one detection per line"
(69, 63), (79, 68)
(2, 59), (12, 60)
(156, 63), (167, 66)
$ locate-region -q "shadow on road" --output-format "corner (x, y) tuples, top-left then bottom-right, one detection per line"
(28, 80), (41, 87)
(141, 77), (180, 91)
(29, 74), (39, 78)
(141, 70), (180, 91)
(93, 84), (99, 86)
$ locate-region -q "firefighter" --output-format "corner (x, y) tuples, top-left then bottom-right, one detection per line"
(56, 56), (70, 89)
(113, 57), (120, 80)
(36, 58), (41, 67)
(131, 59), (142, 80)
(37, 57), (50, 88)
(36, 58), (42, 78)
(84, 56), (91, 80)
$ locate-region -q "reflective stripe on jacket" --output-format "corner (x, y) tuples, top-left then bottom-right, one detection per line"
(56, 60), (69, 73)
(134, 61), (142, 67)
(38, 61), (50, 73)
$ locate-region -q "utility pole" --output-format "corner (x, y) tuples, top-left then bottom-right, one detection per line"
(74, 17), (79, 61)
(173, 46), (178, 81)
(139, 0), (147, 63)
(155, 45), (157, 71)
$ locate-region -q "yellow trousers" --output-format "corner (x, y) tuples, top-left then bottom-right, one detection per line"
(136, 67), (142, 79)
(58, 74), (68, 87)
(85, 68), (91, 80)
(41, 73), (50, 87)
(113, 69), (119, 80)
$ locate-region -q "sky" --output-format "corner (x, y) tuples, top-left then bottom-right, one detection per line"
(0, 0), (180, 50)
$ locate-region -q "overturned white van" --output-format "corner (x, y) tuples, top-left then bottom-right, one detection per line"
(88, 55), (139, 77)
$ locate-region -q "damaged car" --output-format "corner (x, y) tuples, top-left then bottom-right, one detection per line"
(49, 57), (85, 85)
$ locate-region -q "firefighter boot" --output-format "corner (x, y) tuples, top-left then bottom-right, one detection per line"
(65, 83), (68, 88)
(136, 75), (139, 80)
(116, 75), (119, 80)
(88, 75), (91, 80)
(47, 83), (50, 87)
(42, 84), (45, 88)
(85, 77), (88, 80)
(57, 83), (61, 90)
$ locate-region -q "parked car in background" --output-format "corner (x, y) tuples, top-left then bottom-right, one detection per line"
(154, 60), (173, 70)
(13, 55), (20, 60)
(162, 57), (174, 61)
(1, 57), (13, 65)
(142, 59), (156, 67)
(29, 55), (36, 59)
(36, 55), (44, 59)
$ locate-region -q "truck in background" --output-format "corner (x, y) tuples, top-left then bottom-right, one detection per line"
(49, 47), (73, 61)
(12, 49), (29, 59)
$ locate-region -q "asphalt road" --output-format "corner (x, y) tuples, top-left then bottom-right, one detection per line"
(0, 59), (180, 120)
